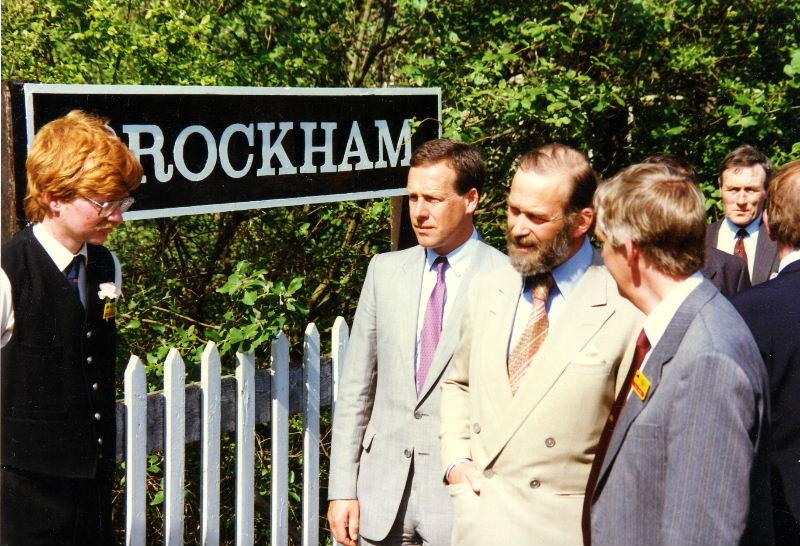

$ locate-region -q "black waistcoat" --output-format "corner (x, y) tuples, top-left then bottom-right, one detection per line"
(1, 227), (117, 479)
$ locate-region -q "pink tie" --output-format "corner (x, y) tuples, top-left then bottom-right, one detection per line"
(416, 256), (447, 395)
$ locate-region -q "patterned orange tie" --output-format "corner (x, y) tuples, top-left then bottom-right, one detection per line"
(508, 273), (554, 395)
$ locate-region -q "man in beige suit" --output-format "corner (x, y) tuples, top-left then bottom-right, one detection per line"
(440, 144), (642, 546)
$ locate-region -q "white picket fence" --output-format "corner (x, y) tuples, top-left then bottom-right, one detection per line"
(119, 317), (350, 546)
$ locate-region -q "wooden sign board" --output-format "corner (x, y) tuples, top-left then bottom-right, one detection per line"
(4, 82), (440, 226)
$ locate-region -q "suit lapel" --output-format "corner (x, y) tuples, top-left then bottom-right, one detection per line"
(475, 267), (520, 438)
(397, 246), (425, 400)
(484, 260), (615, 464)
(595, 280), (718, 492)
(753, 221), (778, 284)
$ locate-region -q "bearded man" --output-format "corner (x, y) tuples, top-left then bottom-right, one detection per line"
(439, 144), (642, 546)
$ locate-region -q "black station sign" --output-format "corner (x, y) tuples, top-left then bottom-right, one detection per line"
(8, 83), (440, 221)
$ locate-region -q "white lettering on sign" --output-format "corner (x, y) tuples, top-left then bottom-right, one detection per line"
(256, 122), (297, 176)
(121, 125), (174, 183)
(219, 123), (254, 179)
(121, 119), (412, 183)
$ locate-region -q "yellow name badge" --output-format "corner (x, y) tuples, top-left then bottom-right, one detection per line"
(102, 300), (116, 320)
(631, 370), (651, 401)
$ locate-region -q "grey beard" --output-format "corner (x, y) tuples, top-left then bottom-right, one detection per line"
(506, 223), (574, 276)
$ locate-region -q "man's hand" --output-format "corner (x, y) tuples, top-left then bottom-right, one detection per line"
(328, 499), (360, 546)
(447, 460), (482, 494)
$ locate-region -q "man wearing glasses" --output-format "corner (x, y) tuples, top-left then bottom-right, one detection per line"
(0, 110), (142, 545)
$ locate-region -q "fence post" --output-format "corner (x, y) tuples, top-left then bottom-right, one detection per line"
(164, 348), (186, 546)
(271, 332), (290, 546)
(201, 342), (222, 546)
(235, 352), (256, 546)
(302, 324), (321, 546)
(331, 317), (349, 414)
(329, 317), (349, 546)
(125, 355), (147, 546)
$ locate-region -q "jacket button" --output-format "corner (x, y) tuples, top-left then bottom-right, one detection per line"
(86, 330), (92, 339)
(86, 356), (93, 364)
(414, 411), (422, 420)
(94, 412), (101, 421)
(530, 479), (541, 488)
(483, 469), (494, 478)
(404, 449), (412, 458)
(545, 437), (556, 448)
(473, 423), (481, 434)
(92, 383), (99, 391)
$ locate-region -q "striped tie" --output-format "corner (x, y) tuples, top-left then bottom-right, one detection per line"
(508, 273), (554, 395)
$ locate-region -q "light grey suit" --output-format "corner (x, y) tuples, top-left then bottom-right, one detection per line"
(329, 240), (506, 542)
(590, 279), (772, 546)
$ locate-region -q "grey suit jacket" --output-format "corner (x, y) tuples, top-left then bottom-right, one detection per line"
(328, 239), (506, 541)
(591, 280), (772, 546)
(706, 219), (779, 285)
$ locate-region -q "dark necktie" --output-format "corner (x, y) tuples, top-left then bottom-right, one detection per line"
(581, 329), (651, 545)
(416, 256), (447, 396)
(65, 255), (84, 300)
(733, 228), (749, 271)
(507, 273), (554, 395)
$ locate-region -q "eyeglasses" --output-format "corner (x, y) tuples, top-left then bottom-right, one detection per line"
(82, 196), (135, 217)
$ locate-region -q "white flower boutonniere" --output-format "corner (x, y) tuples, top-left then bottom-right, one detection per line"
(98, 282), (121, 320)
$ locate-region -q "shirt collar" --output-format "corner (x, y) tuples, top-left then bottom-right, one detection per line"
(723, 216), (760, 237)
(642, 272), (704, 350)
(32, 223), (88, 272)
(550, 236), (593, 300)
(779, 248), (800, 272)
(425, 228), (479, 278)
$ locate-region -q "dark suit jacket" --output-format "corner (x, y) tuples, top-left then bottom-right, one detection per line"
(734, 260), (800, 529)
(591, 280), (772, 546)
(703, 246), (751, 298)
(706, 219), (780, 285)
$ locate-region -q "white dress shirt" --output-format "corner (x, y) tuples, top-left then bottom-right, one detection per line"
(0, 223), (122, 348)
(508, 237), (594, 355)
(638, 272), (705, 373)
(717, 217), (761, 275)
(414, 228), (482, 372)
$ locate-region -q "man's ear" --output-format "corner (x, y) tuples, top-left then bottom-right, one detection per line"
(571, 207), (594, 238)
(44, 193), (61, 215)
(464, 187), (479, 215)
(624, 239), (639, 268)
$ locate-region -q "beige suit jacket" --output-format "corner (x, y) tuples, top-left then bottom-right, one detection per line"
(440, 253), (642, 546)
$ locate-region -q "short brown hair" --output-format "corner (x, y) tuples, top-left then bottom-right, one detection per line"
(24, 110), (143, 222)
(719, 145), (773, 189)
(410, 138), (486, 195)
(766, 160), (800, 249)
(517, 143), (598, 214)
(595, 163), (706, 277)
(643, 153), (698, 184)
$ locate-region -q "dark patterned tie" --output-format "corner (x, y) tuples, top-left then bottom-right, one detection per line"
(65, 255), (83, 299)
(416, 256), (447, 396)
(507, 273), (554, 395)
(733, 228), (749, 272)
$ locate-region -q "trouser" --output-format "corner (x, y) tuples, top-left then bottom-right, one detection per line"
(0, 463), (115, 546)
